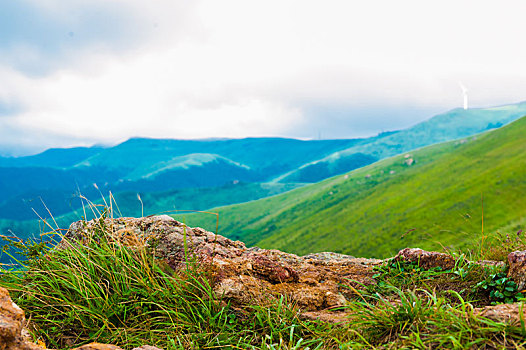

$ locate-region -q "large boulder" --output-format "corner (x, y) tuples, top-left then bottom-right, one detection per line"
(63, 215), (382, 320)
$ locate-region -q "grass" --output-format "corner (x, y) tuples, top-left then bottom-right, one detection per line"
(345, 287), (526, 349)
(179, 115), (526, 259)
(339, 254), (526, 348)
(477, 229), (526, 262)
(2, 212), (526, 349)
(280, 101), (526, 183)
(0, 215), (334, 349)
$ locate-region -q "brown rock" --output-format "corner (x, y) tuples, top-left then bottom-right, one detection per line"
(132, 346), (163, 350)
(507, 251), (526, 290)
(0, 287), (24, 343)
(63, 216), (383, 321)
(301, 310), (350, 324)
(73, 344), (123, 350)
(0, 287), (46, 350)
(475, 303), (526, 325)
(392, 247), (455, 270)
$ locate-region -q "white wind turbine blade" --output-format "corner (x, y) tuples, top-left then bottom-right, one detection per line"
(458, 81), (469, 110)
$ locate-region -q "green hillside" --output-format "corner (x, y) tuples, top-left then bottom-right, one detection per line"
(180, 116), (526, 258)
(0, 138), (360, 219)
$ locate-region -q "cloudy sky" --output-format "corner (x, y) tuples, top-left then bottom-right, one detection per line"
(1, 0), (526, 156)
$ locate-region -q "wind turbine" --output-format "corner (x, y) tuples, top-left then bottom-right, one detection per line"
(458, 81), (468, 110)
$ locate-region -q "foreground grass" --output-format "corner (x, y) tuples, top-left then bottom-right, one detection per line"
(0, 220), (333, 349)
(1, 219), (526, 349)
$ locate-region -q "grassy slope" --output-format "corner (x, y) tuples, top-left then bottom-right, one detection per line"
(3, 104), (524, 222)
(180, 116), (526, 258)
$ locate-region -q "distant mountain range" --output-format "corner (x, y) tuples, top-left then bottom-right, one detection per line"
(0, 138), (360, 220)
(1, 101), (525, 240)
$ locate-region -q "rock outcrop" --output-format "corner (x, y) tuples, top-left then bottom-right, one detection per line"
(392, 247), (456, 270)
(63, 215), (382, 317)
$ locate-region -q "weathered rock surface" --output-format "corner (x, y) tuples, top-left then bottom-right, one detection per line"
(73, 344), (123, 350)
(0, 287), (45, 350)
(507, 251), (526, 290)
(475, 303), (526, 325)
(392, 247), (456, 270)
(63, 215), (382, 319)
(132, 346), (163, 350)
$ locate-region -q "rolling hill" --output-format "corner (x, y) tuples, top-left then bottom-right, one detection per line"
(74, 137), (365, 180)
(0, 138), (361, 211)
(179, 116), (526, 259)
(0, 146), (103, 168)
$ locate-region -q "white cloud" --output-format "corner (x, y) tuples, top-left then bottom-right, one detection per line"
(4, 52), (302, 141)
(2, 0), (526, 153)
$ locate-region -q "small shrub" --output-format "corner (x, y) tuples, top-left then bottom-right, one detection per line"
(474, 272), (524, 304)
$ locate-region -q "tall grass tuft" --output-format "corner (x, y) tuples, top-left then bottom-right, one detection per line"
(0, 217), (236, 348)
(0, 214), (331, 349)
(346, 286), (526, 348)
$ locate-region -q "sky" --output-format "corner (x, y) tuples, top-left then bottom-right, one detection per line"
(1, 0), (526, 156)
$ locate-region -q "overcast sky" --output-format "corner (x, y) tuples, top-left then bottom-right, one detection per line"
(1, 0), (526, 156)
